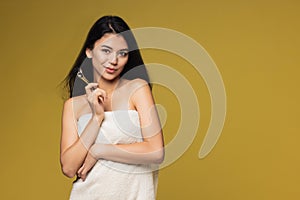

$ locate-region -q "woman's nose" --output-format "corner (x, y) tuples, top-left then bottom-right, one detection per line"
(109, 53), (118, 65)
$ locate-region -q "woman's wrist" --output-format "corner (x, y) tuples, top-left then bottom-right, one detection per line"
(90, 144), (103, 160)
(91, 115), (104, 126)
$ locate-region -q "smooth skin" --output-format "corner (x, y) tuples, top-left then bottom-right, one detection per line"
(60, 33), (164, 181)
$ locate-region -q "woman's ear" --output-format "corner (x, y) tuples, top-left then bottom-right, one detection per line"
(86, 48), (92, 58)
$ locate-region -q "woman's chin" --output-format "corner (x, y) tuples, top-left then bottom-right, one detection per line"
(100, 73), (121, 82)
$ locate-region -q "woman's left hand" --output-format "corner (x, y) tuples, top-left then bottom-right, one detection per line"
(77, 151), (97, 181)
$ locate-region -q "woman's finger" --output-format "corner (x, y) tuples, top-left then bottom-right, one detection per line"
(81, 167), (89, 181)
(81, 173), (87, 181)
(92, 88), (107, 103)
(85, 83), (99, 96)
(77, 164), (84, 176)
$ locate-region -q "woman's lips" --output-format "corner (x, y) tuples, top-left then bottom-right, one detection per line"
(105, 67), (116, 74)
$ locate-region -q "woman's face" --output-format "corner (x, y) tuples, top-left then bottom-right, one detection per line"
(86, 33), (129, 81)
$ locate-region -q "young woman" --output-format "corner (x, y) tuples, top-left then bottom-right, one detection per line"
(60, 15), (164, 199)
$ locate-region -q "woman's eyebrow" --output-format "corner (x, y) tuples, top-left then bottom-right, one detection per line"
(101, 45), (129, 51)
(101, 45), (113, 50)
(119, 48), (129, 51)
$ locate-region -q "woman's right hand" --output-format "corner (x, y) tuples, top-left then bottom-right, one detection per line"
(85, 83), (106, 123)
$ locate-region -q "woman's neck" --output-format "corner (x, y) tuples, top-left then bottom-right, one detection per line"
(95, 76), (121, 94)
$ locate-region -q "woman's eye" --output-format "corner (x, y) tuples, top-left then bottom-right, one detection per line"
(101, 49), (110, 54)
(118, 51), (128, 57)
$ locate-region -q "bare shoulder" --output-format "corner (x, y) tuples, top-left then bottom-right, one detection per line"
(129, 78), (149, 86)
(64, 95), (86, 106)
(125, 79), (152, 102)
(125, 78), (150, 91)
(63, 95), (88, 119)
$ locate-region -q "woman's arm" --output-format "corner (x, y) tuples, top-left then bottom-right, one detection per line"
(60, 97), (104, 178)
(91, 139), (164, 164)
(60, 83), (106, 178)
(90, 79), (165, 164)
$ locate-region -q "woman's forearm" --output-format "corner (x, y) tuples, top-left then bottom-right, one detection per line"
(90, 141), (164, 165)
(60, 117), (102, 178)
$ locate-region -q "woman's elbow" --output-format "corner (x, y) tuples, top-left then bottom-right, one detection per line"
(152, 148), (165, 164)
(61, 165), (77, 178)
(60, 160), (77, 178)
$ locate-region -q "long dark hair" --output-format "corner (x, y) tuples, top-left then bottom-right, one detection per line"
(61, 15), (150, 99)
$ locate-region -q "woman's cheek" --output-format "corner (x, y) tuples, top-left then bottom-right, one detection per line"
(120, 57), (128, 66)
(98, 55), (108, 64)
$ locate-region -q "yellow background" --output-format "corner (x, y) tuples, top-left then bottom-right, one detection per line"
(1, 0), (299, 199)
